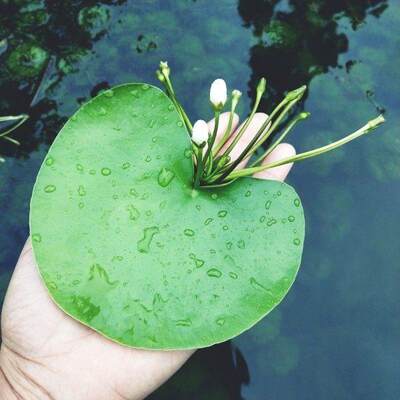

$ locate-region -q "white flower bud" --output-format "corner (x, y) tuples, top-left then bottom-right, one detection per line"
(232, 89), (242, 99)
(191, 120), (209, 146)
(159, 61), (170, 78)
(210, 79), (227, 110)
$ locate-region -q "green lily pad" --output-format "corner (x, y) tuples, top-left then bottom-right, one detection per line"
(30, 84), (305, 349)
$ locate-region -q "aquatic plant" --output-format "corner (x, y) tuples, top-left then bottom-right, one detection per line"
(29, 61), (383, 349)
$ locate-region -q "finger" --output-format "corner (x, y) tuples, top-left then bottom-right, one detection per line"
(253, 143), (296, 182)
(218, 113), (270, 169)
(207, 111), (239, 145)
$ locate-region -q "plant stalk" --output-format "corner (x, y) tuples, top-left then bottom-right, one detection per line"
(225, 115), (385, 180)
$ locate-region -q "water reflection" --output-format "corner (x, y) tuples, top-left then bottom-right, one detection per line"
(149, 343), (249, 400)
(0, 0), (127, 159)
(238, 0), (388, 110)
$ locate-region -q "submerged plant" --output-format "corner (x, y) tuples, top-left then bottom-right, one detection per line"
(29, 61), (384, 350)
(0, 114), (29, 162)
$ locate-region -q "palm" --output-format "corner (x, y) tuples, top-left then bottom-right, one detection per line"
(1, 242), (192, 400)
(1, 113), (294, 400)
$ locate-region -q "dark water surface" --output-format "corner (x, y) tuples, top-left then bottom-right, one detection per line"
(1, 1), (399, 399)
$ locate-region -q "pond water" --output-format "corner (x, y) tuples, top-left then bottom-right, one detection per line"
(1, 0), (399, 398)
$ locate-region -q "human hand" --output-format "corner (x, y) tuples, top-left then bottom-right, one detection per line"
(0, 112), (295, 400)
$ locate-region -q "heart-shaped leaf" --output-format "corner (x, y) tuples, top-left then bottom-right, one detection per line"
(30, 84), (305, 349)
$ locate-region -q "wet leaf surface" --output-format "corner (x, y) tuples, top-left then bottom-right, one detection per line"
(30, 84), (304, 349)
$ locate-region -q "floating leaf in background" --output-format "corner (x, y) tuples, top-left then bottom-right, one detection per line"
(30, 84), (305, 349)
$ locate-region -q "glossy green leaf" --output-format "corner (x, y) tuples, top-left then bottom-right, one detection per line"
(30, 84), (305, 349)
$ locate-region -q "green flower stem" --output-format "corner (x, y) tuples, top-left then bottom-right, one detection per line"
(164, 81), (192, 132)
(0, 114), (29, 138)
(203, 111), (220, 173)
(246, 97), (302, 158)
(225, 115), (385, 180)
(158, 70), (192, 132)
(240, 85), (307, 159)
(251, 112), (310, 167)
(212, 93), (241, 156)
(213, 99), (297, 183)
(212, 86), (306, 184)
(220, 79), (266, 158)
(193, 146), (205, 188)
(207, 155), (231, 180)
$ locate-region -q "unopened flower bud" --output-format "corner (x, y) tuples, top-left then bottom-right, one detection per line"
(210, 79), (227, 110)
(256, 78), (267, 95)
(286, 85), (307, 102)
(232, 89), (242, 99)
(156, 70), (165, 82)
(298, 111), (311, 120)
(231, 89), (242, 109)
(159, 61), (170, 78)
(191, 120), (209, 146)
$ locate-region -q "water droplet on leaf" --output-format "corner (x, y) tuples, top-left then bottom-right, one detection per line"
(78, 185), (86, 196)
(207, 268), (222, 278)
(157, 168), (175, 187)
(127, 204), (140, 221)
(293, 238), (301, 246)
(32, 233), (42, 243)
(130, 188), (139, 197)
(45, 157), (54, 166)
(101, 168), (111, 176)
(237, 240), (245, 249)
(137, 226), (159, 253)
(44, 184), (56, 193)
(267, 218), (277, 226)
(175, 318), (192, 327)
